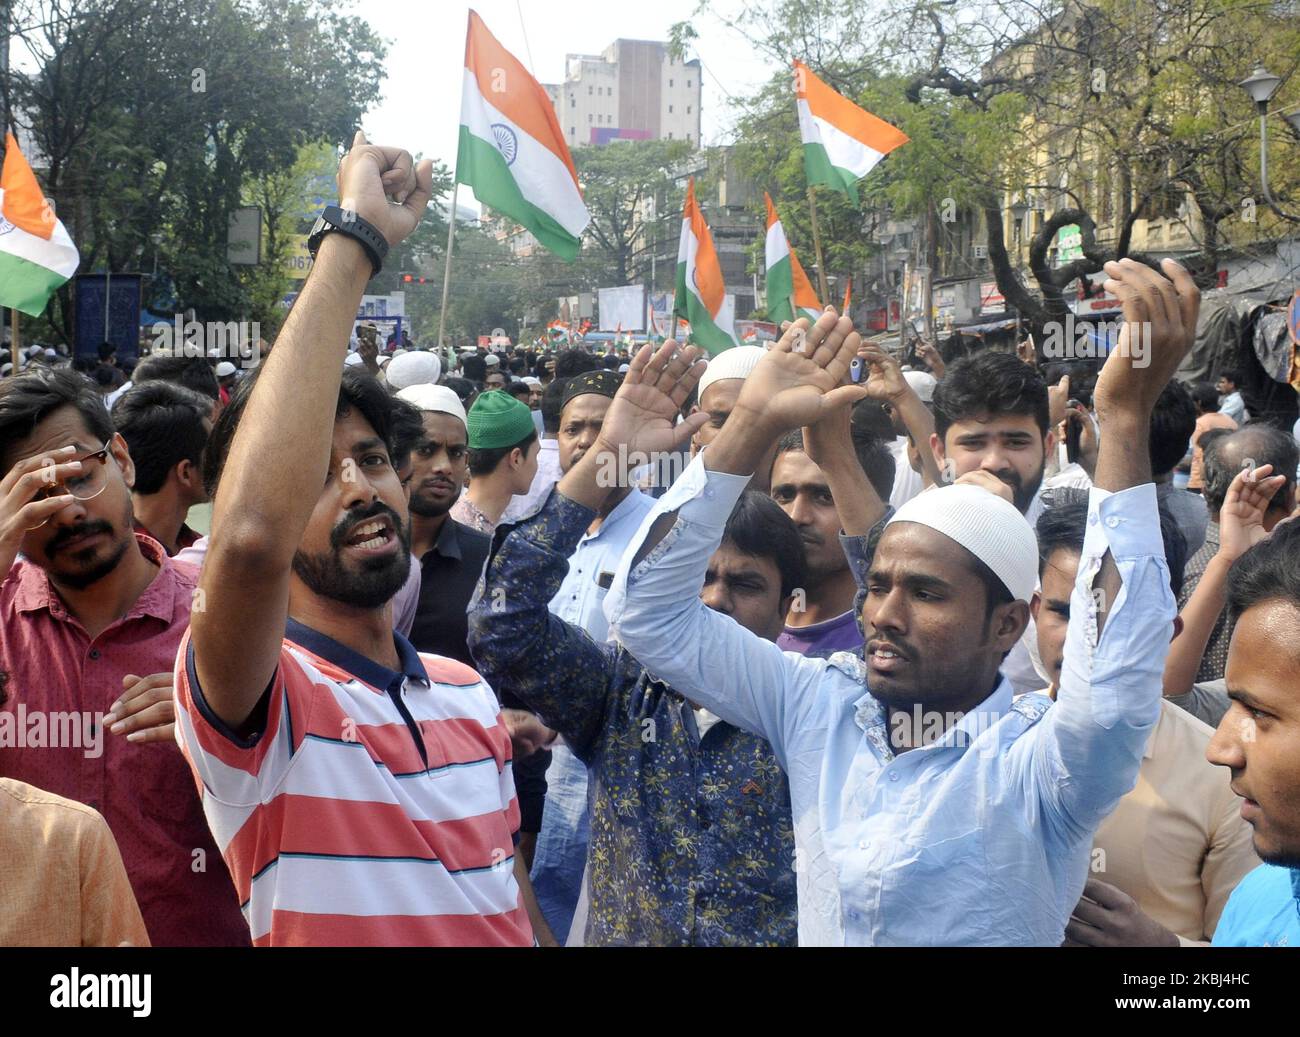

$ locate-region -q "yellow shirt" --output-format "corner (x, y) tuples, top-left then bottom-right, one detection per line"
(1092, 700), (1259, 943)
(0, 778), (150, 947)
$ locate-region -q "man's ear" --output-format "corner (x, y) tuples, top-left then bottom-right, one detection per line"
(1043, 428), (1057, 457)
(110, 432), (136, 491)
(993, 599), (1030, 651)
(1029, 590), (1042, 624)
(929, 432), (946, 479)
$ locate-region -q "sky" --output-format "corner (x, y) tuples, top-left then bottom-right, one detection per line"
(358, 0), (776, 211)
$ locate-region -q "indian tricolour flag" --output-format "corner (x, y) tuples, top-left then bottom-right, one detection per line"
(794, 60), (909, 205)
(674, 178), (735, 356)
(764, 192), (821, 324)
(457, 11), (589, 260)
(0, 133), (79, 317)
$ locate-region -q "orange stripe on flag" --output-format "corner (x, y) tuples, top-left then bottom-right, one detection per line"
(685, 179), (724, 314)
(465, 11), (579, 185)
(1, 132), (56, 240)
(793, 61), (909, 154)
(765, 191), (779, 230)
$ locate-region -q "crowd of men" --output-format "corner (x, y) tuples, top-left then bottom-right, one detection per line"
(2, 136), (1299, 948)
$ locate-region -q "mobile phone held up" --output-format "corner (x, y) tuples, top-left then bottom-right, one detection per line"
(850, 357), (864, 384)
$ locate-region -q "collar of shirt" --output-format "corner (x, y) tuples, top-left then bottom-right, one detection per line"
(582, 487), (652, 544)
(285, 616), (430, 692)
(431, 516), (467, 561)
(851, 672), (1015, 763)
(12, 532), (182, 625)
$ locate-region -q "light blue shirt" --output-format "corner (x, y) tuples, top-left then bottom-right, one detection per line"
(549, 486), (656, 643)
(1212, 864), (1300, 947)
(606, 453), (1174, 946)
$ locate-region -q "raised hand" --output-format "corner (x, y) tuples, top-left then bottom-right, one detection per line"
(857, 343), (911, 404)
(0, 447), (82, 572)
(917, 339), (946, 379)
(731, 309), (866, 436)
(594, 340), (709, 459)
(1094, 258), (1200, 424)
(1047, 374), (1070, 431)
(336, 130), (435, 248)
(1218, 464), (1288, 562)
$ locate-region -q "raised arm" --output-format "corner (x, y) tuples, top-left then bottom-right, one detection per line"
(1163, 464), (1287, 699)
(858, 343), (944, 490)
(192, 133), (433, 728)
(1034, 258), (1199, 836)
(605, 314), (865, 758)
(470, 340), (708, 756)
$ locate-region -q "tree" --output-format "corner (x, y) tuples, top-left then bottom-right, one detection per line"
(573, 138), (692, 286)
(685, 0), (1300, 344)
(8, 0), (387, 342)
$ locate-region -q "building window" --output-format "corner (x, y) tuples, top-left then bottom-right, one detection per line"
(687, 79), (692, 87)
(669, 78), (674, 87)
(687, 105), (692, 114)
(668, 104), (674, 113)
(570, 127), (575, 136)
(588, 86), (593, 95)
(687, 132), (692, 142)
(570, 97), (575, 108)
(588, 114), (593, 124)
(668, 131), (673, 139)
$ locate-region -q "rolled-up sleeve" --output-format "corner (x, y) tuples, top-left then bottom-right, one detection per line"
(604, 453), (823, 767)
(1031, 482), (1175, 839)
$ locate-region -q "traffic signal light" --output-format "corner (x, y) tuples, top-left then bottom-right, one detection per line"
(402, 274), (413, 283)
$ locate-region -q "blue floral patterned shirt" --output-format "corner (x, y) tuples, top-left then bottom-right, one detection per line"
(468, 490), (798, 946)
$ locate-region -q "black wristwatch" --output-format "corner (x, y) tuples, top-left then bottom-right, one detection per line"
(307, 205), (389, 278)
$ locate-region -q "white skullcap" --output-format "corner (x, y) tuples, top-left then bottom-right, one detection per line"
(343, 352), (365, 367)
(696, 345), (766, 401)
(385, 350), (442, 390)
(887, 483), (1038, 602)
(483, 353), (500, 367)
(392, 348), (408, 357)
(215, 361), (237, 377)
(521, 376), (541, 387)
(904, 370), (937, 402)
(618, 363), (630, 373)
(396, 384), (468, 428)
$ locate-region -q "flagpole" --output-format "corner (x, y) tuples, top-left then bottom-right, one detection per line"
(806, 185), (830, 304)
(436, 181), (460, 351)
(10, 309), (19, 373)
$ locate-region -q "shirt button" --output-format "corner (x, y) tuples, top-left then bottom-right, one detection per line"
(1105, 516), (1120, 528)
(1088, 513), (1098, 525)
(858, 839), (870, 850)
(89, 649), (101, 660)
(889, 771), (899, 782)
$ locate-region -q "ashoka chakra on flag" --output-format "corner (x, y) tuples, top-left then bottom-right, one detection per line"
(491, 124), (519, 166)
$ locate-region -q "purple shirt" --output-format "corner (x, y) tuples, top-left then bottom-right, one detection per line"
(776, 610), (863, 660)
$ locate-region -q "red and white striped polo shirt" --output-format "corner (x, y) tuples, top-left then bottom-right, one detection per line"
(173, 618), (532, 947)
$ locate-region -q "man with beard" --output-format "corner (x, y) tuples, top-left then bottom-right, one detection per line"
(0, 367), (247, 946)
(606, 258), (1198, 943)
(931, 350), (1053, 518)
(391, 384), (488, 664)
(173, 134), (532, 946)
(930, 350), (1056, 695)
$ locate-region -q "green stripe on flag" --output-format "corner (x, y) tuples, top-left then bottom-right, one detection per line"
(0, 253), (69, 317)
(766, 253), (794, 324)
(456, 127), (582, 261)
(802, 142), (860, 205)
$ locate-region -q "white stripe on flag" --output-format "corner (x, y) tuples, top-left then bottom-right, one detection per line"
(460, 69), (588, 237)
(797, 99), (889, 178)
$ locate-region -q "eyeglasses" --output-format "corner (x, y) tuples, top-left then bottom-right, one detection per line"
(31, 443), (114, 504)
